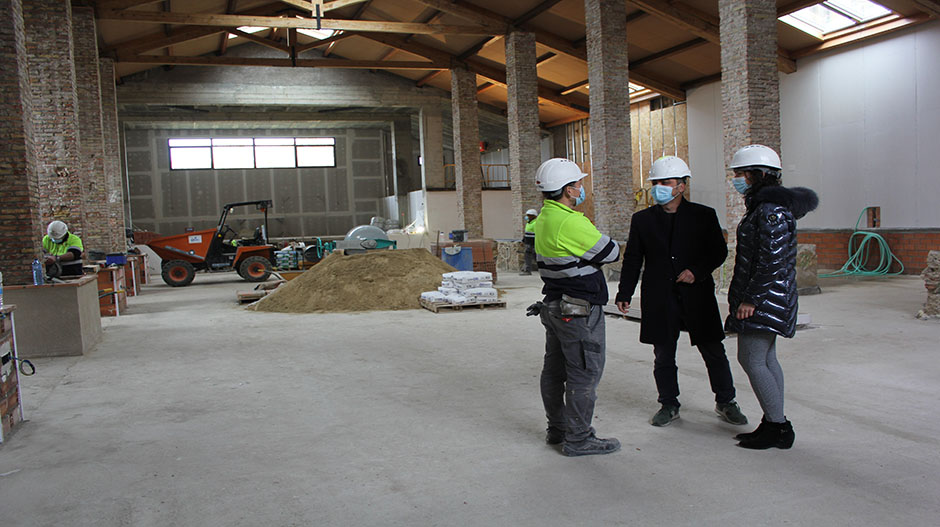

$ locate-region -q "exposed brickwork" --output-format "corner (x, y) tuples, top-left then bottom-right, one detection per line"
(23, 0), (86, 239)
(719, 0), (781, 240)
(585, 0), (633, 241)
(99, 58), (127, 252)
(505, 31), (541, 238)
(0, 0), (42, 284)
(71, 7), (111, 253)
(420, 105), (445, 189)
(798, 229), (940, 275)
(450, 67), (484, 238)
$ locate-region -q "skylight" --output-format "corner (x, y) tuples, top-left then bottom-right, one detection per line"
(228, 26), (267, 39)
(780, 0), (892, 38)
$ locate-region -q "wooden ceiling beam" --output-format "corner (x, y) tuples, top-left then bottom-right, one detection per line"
(559, 79), (588, 95)
(218, 0), (240, 55)
(96, 9), (501, 35)
(415, 70), (446, 86)
(464, 61), (589, 116)
(629, 0), (796, 74)
(630, 37), (707, 68)
(228, 27), (292, 53)
(324, 0), (371, 11)
(278, 0), (316, 13)
(294, 31), (354, 52)
(116, 54), (447, 69)
(790, 13), (931, 59)
(476, 82), (498, 95)
(908, 0), (940, 17)
(95, 0), (162, 12)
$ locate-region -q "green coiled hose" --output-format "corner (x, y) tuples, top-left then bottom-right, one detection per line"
(820, 207), (904, 277)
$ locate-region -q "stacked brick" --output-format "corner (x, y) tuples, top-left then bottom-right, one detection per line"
(505, 31), (542, 239)
(585, 0), (633, 242)
(0, 0), (42, 284)
(450, 66), (484, 239)
(99, 58), (127, 252)
(718, 0), (781, 238)
(917, 251), (940, 319)
(71, 7), (111, 253)
(23, 0), (87, 236)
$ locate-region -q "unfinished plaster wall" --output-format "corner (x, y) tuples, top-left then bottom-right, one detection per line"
(124, 127), (386, 238)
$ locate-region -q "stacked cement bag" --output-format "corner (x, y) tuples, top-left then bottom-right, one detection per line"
(421, 271), (498, 305)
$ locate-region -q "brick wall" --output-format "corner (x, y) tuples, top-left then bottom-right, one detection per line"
(99, 58), (127, 252)
(585, 0), (633, 242)
(799, 229), (940, 275)
(450, 66), (484, 239)
(0, 0), (42, 284)
(71, 7), (110, 253)
(23, 0), (86, 237)
(505, 31), (541, 239)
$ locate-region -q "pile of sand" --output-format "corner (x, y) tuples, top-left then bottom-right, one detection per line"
(250, 248), (456, 313)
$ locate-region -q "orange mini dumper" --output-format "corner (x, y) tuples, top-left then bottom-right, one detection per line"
(147, 200), (275, 287)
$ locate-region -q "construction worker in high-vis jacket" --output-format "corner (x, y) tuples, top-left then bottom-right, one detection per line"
(42, 220), (85, 278)
(530, 158), (621, 457)
(520, 208), (538, 275)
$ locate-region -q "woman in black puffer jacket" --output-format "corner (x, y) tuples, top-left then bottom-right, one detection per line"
(725, 145), (818, 450)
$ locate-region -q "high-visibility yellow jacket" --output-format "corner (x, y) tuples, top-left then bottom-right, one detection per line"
(42, 233), (84, 274)
(533, 199), (619, 305)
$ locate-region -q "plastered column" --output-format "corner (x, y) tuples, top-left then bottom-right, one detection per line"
(585, 0), (633, 241)
(450, 67), (484, 239)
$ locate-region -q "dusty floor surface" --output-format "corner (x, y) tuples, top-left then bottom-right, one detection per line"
(1, 270), (938, 526)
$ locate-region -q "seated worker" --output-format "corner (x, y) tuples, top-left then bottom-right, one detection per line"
(42, 220), (85, 278)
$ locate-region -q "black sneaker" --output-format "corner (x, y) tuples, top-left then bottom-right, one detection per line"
(562, 435), (621, 457)
(715, 401), (748, 425)
(650, 405), (680, 427)
(546, 427), (564, 445)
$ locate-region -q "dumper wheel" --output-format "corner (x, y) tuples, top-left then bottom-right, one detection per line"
(162, 260), (195, 287)
(239, 256), (272, 282)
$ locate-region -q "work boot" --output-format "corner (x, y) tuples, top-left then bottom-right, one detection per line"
(734, 416), (771, 441)
(562, 435), (621, 457)
(650, 404), (680, 427)
(715, 401), (748, 425)
(545, 427), (565, 445)
(737, 419), (795, 450)
(519, 271), (532, 276)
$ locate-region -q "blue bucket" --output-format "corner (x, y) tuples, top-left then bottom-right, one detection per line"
(441, 246), (473, 271)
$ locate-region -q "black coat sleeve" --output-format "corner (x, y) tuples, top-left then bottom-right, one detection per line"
(688, 208), (727, 282)
(616, 214), (644, 303)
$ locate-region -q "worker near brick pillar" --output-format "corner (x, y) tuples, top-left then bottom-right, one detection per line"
(519, 208), (539, 275)
(530, 158), (621, 457)
(615, 156), (748, 428)
(725, 145), (818, 450)
(42, 220), (85, 278)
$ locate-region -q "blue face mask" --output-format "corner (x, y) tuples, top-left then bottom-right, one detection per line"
(652, 184), (676, 205)
(732, 176), (751, 195)
(572, 185), (586, 207)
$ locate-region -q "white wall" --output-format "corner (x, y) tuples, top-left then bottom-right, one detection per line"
(688, 21), (940, 229)
(426, 190), (516, 240)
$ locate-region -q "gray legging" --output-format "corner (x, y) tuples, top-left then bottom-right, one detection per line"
(737, 331), (786, 423)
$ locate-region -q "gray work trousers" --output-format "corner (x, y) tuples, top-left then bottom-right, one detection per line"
(539, 303), (606, 442)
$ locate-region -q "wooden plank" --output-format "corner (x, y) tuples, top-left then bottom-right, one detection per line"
(117, 54), (447, 69)
(295, 31), (354, 53)
(419, 298), (506, 313)
(97, 9), (500, 35)
(228, 27), (292, 53)
(324, 0), (371, 11)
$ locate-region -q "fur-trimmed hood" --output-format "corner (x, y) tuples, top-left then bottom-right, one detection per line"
(750, 185), (819, 219)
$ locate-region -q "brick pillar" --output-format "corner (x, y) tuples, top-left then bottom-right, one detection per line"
(0, 0), (42, 284)
(419, 105), (445, 189)
(719, 0), (781, 237)
(392, 117), (418, 194)
(99, 58), (127, 251)
(71, 7), (112, 253)
(585, 0), (633, 241)
(23, 0), (86, 239)
(505, 31), (541, 238)
(450, 66), (484, 238)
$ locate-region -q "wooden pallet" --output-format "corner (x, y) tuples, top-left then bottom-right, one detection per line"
(420, 297), (506, 313)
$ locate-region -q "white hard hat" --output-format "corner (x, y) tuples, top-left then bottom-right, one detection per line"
(47, 220), (68, 242)
(525, 209), (538, 216)
(730, 144), (782, 170)
(535, 158), (587, 193)
(649, 156), (691, 181)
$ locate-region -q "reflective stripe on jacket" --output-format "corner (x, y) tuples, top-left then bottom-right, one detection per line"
(533, 199), (619, 305)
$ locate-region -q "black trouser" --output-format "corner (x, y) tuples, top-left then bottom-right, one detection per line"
(653, 340), (735, 408)
(523, 238), (536, 272)
(540, 303), (606, 442)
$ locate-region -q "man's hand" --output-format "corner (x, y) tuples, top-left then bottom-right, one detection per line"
(676, 269), (695, 284)
(616, 301), (630, 314)
(736, 302), (756, 319)
(44, 255), (56, 265)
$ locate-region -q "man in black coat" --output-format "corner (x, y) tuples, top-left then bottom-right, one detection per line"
(615, 156), (748, 427)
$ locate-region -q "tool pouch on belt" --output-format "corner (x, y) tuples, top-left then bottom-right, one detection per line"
(560, 294), (591, 317)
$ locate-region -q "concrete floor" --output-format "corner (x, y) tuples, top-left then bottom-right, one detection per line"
(1, 270), (938, 526)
